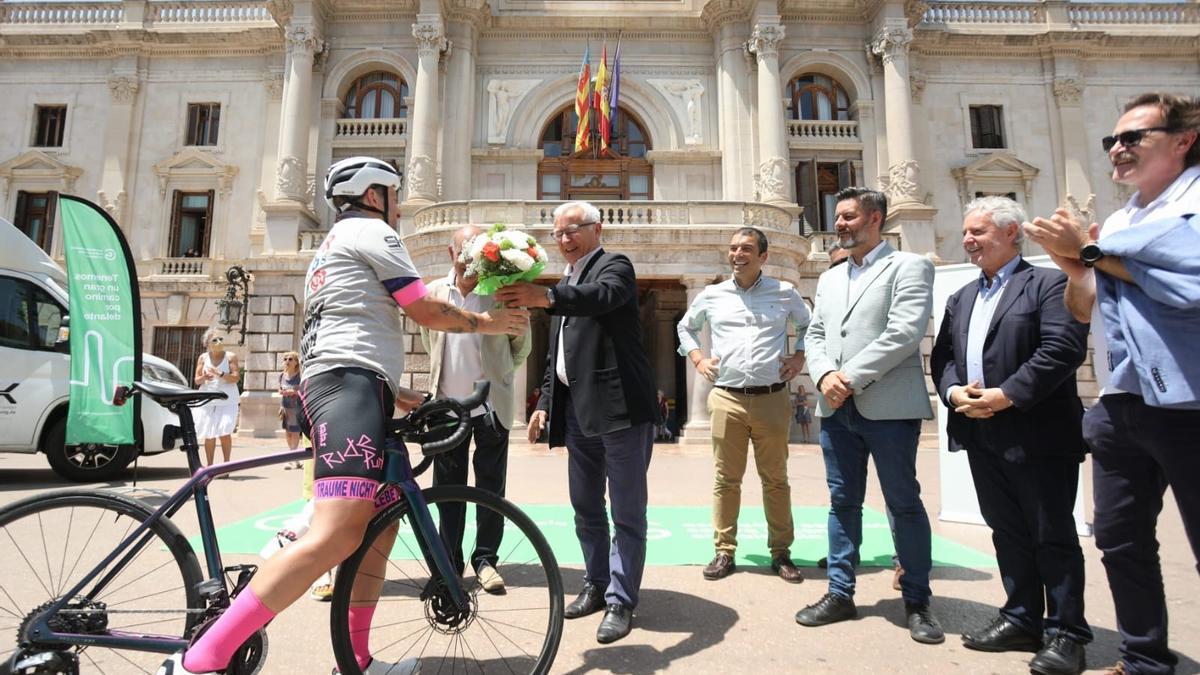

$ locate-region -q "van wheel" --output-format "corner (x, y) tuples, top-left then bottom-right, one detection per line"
(42, 418), (137, 482)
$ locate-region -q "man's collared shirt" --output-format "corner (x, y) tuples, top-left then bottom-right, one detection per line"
(963, 254), (1022, 390)
(676, 273), (811, 388)
(555, 246), (603, 387)
(1093, 165), (1200, 395)
(846, 240), (890, 299)
(437, 269), (490, 417)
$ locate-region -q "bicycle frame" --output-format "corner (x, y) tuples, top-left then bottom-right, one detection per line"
(25, 401), (470, 657)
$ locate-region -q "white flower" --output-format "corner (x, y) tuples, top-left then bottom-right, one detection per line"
(500, 248), (535, 271)
(531, 244), (548, 262)
(467, 234), (488, 260)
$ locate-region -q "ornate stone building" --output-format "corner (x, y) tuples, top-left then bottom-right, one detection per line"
(2, 0), (1197, 437)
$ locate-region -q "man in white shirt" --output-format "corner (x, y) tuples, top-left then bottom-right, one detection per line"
(420, 225), (531, 595)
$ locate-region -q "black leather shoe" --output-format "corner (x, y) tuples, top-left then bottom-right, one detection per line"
(1030, 634), (1087, 675)
(702, 553), (736, 580)
(596, 604), (633, 644)
(794, 592), (857, 627)
(563, 583), (606, 619)
(771, 556), (804, 584)
(905, 603), (945, 644)
(962, 615), (1042, 653)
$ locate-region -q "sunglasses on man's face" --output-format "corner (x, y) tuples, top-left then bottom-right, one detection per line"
(1101, 126), (1175, 152)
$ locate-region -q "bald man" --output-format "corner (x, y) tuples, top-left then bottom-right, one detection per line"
(419, 225), (532, 594)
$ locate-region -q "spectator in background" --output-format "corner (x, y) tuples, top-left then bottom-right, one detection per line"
(278, 351), (304, 470)
(193, 328), (239, 468)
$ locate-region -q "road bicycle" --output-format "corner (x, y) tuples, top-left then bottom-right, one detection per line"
(0, 380), (564, 674)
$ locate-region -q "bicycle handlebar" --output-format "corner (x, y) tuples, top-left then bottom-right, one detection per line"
(392, 381), (491, 457)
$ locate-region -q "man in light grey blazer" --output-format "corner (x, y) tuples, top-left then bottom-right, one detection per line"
(420, 225), (532, 594)
(794, 187), (943, 645)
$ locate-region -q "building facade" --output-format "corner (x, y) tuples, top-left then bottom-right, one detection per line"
(2, 0), (1197, 438)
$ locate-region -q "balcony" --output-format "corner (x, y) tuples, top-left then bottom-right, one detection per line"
(0, 0), (277, 31)
(332, 118), (407, 149)
(920, 1), (1196, 28)
(787, 120), (861, 149)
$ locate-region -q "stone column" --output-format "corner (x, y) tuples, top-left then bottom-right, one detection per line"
(680, 275), (715, 445)
(276, 23), (322, 202)
(747, 21), (791, 205)
(442, 19), (478, 201)
(1052, 74), (1094, 218)
(406, 15), (448, 205)
(99, 73), (140, 230)
(711, 18), (754, 200)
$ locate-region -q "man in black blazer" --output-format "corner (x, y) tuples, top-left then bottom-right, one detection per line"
(497, 201), (656, 645)
(930, 196), (1091, 675)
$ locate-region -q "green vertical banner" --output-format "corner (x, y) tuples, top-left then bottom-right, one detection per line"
(59, 195), (142, 446)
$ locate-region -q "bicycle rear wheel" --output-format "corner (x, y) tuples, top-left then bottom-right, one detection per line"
(0, 490), (204, 673)
(330, 485), (564, 675)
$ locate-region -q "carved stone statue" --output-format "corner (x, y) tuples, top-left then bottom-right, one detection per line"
(650, 79), (706, 145)
(487, 79), (540, 145)
(276, 155), (306, 200)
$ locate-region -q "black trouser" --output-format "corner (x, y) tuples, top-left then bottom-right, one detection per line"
(1085, 394), (1200, 675)
(966, 450), (1091, 643)
(433, 412), (510, 573)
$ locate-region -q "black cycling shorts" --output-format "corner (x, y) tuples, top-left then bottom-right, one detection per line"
(299, 367), (394, 502)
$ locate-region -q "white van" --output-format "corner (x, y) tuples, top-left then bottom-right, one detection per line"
(0, 217), (186, 481)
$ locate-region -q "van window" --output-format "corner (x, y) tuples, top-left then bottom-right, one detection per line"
(0, 276), (64, 351)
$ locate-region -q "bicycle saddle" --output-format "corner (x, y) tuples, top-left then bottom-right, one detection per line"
(130, 381), (229, 406)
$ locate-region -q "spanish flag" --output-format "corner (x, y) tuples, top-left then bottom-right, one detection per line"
(573, 44), (591, 153)
(595, 41), (611, 154)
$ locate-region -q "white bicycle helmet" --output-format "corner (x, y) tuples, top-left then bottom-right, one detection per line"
(323, 156), (402, 212)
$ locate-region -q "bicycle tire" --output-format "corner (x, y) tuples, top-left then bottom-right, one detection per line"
(0, 490), (205, 673)
(330, 485), (564, 675)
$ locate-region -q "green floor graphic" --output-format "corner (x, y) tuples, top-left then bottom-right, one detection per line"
(209, 500), (996, 569)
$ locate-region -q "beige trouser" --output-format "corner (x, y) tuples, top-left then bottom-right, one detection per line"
(709, 386), (794, 557)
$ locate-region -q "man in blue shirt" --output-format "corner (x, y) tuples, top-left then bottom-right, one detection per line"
(677, 227), (810, 584)
(1026, 92), (1200, 675)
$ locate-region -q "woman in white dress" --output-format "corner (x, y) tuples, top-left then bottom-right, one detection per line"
(193, 328), (241, 467)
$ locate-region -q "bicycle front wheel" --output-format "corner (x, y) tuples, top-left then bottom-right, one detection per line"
(330, 485), (564, 675)
(0, 490), (204, 673)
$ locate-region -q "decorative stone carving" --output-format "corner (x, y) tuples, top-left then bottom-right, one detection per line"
(951, 152), (1040, 206)
(97, 189), (125, 221)
(263, 70), (284, 100)
(407, 154), (435, 200)
(1053, 77), (1083, 105)
(747, 23), (785, 62)
(886, 159), (921, 203)
(755, 156), (790, 202)
(284, 24), (322, 54)
(107, 75), (139, 104)
(305, 178), (317, 212)
(649, 79), (706, 145)
(276, 155), (305, 199)
(909, 68), (926, 104)
(870, 26), (913, 66)
(413, 18), (448, 59)
(486, 79), (540, 145)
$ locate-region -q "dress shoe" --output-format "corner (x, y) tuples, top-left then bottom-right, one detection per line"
(1029, 634), (1087, 675)
(702, 552), (736, 580)
(771, 555), (804, 584)
(961, 615), (1042, 653)
(596, 604), (633, 644)
(563, 583), (606, 619)
(794, 592), (857, 627)
(905, 603), (945, 644)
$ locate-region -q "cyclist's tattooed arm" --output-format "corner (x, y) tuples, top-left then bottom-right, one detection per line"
(436, 301), (480, 333)
(404, 295), (529, 336)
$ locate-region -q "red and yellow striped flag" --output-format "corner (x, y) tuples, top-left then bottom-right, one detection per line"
(595, 41), (611, 154)
(573, 44), (591, 153)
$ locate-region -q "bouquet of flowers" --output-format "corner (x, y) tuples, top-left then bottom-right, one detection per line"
(459, 223), (549, 295)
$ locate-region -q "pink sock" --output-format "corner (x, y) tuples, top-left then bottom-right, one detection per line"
(348, 605), (376, 669)
(184, 587), (277, 672)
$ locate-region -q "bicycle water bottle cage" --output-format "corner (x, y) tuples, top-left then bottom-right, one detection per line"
(226, 564), (259, 599)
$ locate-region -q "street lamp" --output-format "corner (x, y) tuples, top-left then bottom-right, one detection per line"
(216, 265), (252, 344)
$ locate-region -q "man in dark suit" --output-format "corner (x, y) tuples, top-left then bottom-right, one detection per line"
(497, 201), (657, 645)
(930, 196), (1091, 675)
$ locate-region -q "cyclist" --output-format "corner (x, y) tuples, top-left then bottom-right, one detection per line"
(158, 156), (530, 675)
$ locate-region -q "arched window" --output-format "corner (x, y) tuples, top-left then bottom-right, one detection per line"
(537, 105), (652, 201)
(786, 73), (850, 121)
(343, 71), (408, 119)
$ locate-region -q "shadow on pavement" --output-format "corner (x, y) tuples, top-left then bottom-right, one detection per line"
(556, 586), (739, 675)
(0, 465), (193, 493)
(862, 595), (1200, 673)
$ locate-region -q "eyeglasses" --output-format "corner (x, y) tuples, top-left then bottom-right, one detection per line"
(548, 222), (597, 241)
(209, 336), (224, 344)
(1101, 126), (1175, 152)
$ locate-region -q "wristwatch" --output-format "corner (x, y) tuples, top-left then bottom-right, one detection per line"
(544, 286), (555, 307)
(1080, 242), (1105, 268)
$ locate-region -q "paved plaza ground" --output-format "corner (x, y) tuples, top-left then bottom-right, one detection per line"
(1, 437), (1197, 674)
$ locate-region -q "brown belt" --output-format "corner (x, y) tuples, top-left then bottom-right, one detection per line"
(715, 382), (787, 396)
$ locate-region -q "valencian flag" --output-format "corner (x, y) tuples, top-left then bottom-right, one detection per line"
(595, 40), (611, 154)
(573, 42), (592, 153)
(60, 195), (141, 445)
